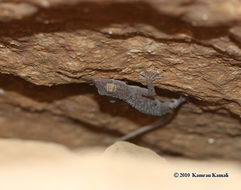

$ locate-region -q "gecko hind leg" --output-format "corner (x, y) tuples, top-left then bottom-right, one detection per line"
(169, 96), (187, 109)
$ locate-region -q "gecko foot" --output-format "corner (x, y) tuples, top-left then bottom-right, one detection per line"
(139, 70), (162, 81)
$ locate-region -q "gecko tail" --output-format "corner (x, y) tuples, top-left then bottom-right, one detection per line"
(115, 114), (173, 142)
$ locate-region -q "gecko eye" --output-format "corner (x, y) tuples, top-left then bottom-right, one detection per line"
(106, 83), (116, 93)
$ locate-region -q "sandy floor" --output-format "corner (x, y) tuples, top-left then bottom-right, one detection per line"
(0, 139), (240, 190)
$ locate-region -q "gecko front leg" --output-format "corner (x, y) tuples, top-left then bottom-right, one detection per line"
(139, 70), (162, 97)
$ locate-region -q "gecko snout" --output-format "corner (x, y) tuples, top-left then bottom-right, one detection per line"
(93, 78), (106, 89)
(93, 78), (101, 85)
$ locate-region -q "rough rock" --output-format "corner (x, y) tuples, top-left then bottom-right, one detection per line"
(0, 0), (240, 161)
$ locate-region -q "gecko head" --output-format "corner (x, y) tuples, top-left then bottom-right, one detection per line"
(94, 78), (117, 96)
(93, 78), (128, 100)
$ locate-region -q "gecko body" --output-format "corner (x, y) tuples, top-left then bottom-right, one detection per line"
(94, 70), (186, 116)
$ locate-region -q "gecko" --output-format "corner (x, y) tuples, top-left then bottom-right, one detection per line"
(94, 70), (187, 140)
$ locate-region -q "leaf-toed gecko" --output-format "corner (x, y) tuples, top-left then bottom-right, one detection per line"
(94, 70), (187, 141)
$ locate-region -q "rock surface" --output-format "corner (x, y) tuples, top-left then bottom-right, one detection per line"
(0, 0), (240, 160)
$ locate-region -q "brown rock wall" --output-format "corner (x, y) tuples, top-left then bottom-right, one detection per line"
(0, 0), (240, 160)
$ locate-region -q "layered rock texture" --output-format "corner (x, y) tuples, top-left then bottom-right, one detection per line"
(0, 0), (240, 160)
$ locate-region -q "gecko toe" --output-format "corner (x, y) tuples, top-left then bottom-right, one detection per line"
(139, 70), (162, 81)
